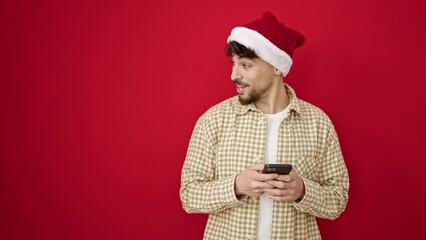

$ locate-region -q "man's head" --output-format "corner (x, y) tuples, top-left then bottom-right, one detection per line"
(225, 12), (305, 105)
(226, 12), (305, 77)
(226, 41), (281, 105)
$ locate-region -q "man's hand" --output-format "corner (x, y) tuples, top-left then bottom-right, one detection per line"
(234, 163), (278, 197)
(264, 171), (305, 202)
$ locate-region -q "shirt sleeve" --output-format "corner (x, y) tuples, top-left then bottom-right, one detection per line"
(292, 123), (349, 220)
(180, 112), (247, 214)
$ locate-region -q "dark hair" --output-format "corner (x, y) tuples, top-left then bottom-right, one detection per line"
(225, 41), (258, 59)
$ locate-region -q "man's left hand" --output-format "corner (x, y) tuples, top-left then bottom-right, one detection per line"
(264, 171), (305, 202)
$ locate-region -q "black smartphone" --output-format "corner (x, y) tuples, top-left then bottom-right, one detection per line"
(262, 164), (292, 175)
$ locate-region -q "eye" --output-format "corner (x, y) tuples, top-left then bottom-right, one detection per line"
(242, 63), (251, 69)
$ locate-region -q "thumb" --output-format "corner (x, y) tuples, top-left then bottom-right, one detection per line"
(250, 162), (265, 171)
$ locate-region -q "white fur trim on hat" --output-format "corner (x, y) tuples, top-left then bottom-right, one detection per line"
(227, 26), (293, 77)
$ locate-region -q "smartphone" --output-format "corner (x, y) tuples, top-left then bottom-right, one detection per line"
(262, 164), (292, 175)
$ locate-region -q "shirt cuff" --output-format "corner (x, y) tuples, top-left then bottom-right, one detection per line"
(292, 177), (320, 212)
(228, 174), (248, 203)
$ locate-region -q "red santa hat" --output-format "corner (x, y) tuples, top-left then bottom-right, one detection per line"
(227, 12), (305, 77)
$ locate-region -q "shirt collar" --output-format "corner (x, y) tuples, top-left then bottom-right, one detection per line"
(236, 83), (301, 116)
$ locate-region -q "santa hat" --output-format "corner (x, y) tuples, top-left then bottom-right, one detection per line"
(227, 12), (305, 77)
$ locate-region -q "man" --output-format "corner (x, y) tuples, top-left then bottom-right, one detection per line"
(180, 12), (349, 240)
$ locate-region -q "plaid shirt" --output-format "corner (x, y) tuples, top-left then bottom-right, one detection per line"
(180, 84), (349, 240)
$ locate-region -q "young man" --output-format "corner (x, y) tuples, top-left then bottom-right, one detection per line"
(180, 12), (349, 240)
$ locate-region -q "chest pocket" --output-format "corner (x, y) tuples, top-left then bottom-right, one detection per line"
(293, 155), (320, 182)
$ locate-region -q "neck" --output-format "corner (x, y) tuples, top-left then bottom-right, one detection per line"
(255, 83), (289, 114)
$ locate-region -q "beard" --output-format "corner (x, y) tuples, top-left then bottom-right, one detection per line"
(238, 89), (262, 105)
(234, 79), (270, 105)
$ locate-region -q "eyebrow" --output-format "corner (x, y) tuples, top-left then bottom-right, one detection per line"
(236, 56), (256, 62)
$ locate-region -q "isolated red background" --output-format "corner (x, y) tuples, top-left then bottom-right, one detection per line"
(1, 0), (426, 239)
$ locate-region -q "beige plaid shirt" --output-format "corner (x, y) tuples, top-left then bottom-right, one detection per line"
(180, 84), (349, 240)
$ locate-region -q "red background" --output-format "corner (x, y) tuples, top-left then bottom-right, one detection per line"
(1, 0), (426, 239)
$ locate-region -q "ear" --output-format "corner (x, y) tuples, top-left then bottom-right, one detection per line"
(274, 68), (282, 75)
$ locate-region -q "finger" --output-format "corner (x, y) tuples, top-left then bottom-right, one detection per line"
(265, 188), (292, 197)
(247, 181), (274, 192)
(265, 180), (286, 189)
(264, 188), (285, 196)
(277, 170), (300, 182)
(250, 163), (265, 171)
(265, 188), (296, 202)
(275, 174), (291, 182)
(289, 170), (302, 180)
(259, 183), (275, 190)
(267, 194), (292, 202)
(257, 172), (279, 181)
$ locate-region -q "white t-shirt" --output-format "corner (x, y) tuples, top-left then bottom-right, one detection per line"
(257, 106), (290, 240)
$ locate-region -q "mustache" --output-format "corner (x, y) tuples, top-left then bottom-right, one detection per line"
(233, 79), (248, 86)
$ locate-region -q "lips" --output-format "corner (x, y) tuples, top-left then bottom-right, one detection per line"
(236, 84), (248, 94)
(233, 80), (248, 94)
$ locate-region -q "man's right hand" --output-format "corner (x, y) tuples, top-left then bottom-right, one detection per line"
(234, 163), (278, 197)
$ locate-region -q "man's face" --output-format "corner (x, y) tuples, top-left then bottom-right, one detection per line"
(231, 55), (277, 105)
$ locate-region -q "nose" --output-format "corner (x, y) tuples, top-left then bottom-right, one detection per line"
(231, 65), (241, 82)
